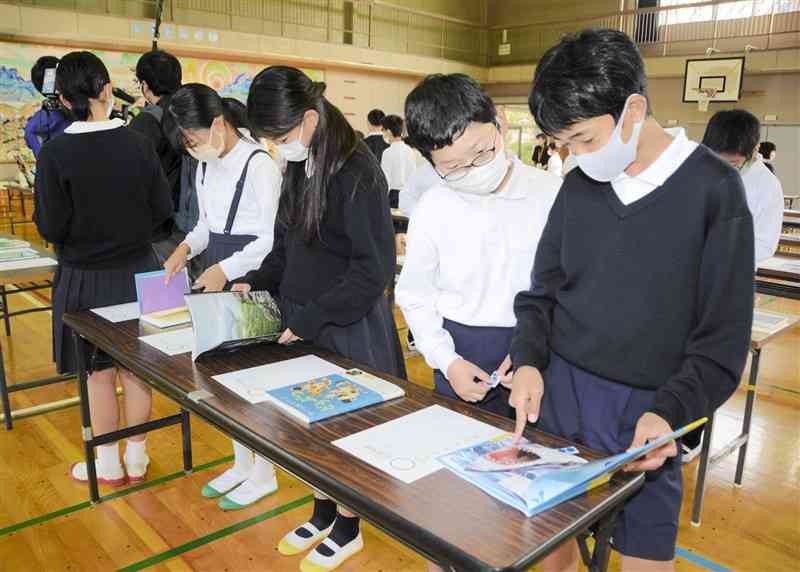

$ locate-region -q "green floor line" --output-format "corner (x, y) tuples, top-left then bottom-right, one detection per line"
(118, 494), (314, 572)
(0, 455), (234, 538)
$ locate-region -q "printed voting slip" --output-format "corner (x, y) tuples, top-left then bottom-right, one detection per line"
(438, 418), (707, 518)
(135, 269), (191, 328)
(185, 290), (282, 361)
(212, 355), (345, 404)
(332, 405), (505, 484)
(91, 302), (141, 323)
(139, 327), (194, 356)
(0, 257), (57, 271)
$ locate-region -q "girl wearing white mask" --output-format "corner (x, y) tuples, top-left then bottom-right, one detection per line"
(234, 65), (405, 572)
(34, 51), (173, 486)
(163, 83), (283, 511)
(396, 74), (560, 435)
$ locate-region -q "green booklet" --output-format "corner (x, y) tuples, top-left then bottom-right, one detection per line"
(184, 290), (282, 361)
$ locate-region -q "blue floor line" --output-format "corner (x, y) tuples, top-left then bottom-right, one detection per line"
(676, 546), (732, 572)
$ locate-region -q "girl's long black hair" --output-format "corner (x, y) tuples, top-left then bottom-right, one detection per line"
(167, 83), (251, 151)
(55, 51), (110, 122)
(247, 65), (360, 242)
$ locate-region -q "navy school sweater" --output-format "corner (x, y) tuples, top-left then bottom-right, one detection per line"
(510, 145), (755, 430)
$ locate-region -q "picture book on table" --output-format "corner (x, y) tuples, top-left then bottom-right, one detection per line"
(438, 418), (707, 518)
(134, 269), (191, 328)
(184, 290), (283, 361)
(266, 369), (405, 424)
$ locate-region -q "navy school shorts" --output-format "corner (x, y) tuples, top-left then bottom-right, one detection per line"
(537, 352), (683, 561)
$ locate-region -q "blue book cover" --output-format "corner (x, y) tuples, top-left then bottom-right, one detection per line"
(266, 370), (404, 423)
(438, 418), (706, 517)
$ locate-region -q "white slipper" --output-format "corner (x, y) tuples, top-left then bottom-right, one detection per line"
(300, 534), (364, 572)
(69, 461), (127, 487)
(277, 521), (334, 556)
(123, 453), (150, 484)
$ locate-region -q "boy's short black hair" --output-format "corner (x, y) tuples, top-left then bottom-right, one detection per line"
(382, 114), (404, 138)
(31, 56), (60, 94)
(702, 110), (761, 158)
(404, 73), (496, 161)
(136, 50), (182, 97)
(367, 108), (385, 127)
(529, 28), (649, 136)
(758, 140), (776, 158)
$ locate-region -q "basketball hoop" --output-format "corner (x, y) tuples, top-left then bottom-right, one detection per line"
(697, 88), (718, 112)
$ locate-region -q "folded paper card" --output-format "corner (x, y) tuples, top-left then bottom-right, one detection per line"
(135, 269), (191, 328)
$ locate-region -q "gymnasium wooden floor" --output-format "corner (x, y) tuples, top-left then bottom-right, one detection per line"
(0, 224), (798, 572)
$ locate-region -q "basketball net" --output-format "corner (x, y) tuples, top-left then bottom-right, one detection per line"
(697, 88), (718, 112)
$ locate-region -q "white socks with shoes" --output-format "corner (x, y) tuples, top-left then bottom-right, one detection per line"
(220, 455), (278, 508)
(123, 439), (149, 482)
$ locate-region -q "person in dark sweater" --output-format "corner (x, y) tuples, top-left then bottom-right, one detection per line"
(509, 30), (754, 572)
(363, 108), (389, 162)
(33, 52), (173, 487)
(129, 50), (193, 268)
(235, 65), (405, 572)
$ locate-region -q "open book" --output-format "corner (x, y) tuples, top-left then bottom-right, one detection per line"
(184, 290), (282, 361)
(438, 418), (707, 518)
(134, 269), (191, 328)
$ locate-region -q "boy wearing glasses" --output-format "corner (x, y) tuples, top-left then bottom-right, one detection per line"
(396, 73), (561, 416)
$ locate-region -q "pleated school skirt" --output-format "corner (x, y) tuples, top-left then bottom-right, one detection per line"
(52, 252), (160, 375)
(281, 294), (407, 380)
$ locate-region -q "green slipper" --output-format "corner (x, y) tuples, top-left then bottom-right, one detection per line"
(201, 483), (227, 499)
(218, 484), (278, 511)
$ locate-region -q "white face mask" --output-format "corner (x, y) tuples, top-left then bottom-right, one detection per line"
(574, 95), (644, 182)
(106, 97), (114, 119)
(187, 126), (224, 162)
(446, 149), (510, 195)
(278, 120), (309, 162)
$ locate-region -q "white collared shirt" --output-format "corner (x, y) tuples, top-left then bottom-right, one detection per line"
(741, 158), (784, 264)
(398, 161), (440, 217)
(381, 140), (418, 191)
(611, 127), (698, 205)
(547, 152), (563, 177)
(396, 162), (562, 376)
(183, 137), (281, 280)
(63, 118), (125, 134)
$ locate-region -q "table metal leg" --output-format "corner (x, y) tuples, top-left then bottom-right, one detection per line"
(0, 285), (10, 336)
(691, 413), (715, 527)
(735, 348), (760, 486)
(73, 331), (100, 504)
(588, 507), (619, 572)
(181, 408), (193, 474)
(0, 340), (11, 430)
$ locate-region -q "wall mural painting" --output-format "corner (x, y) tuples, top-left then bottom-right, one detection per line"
(0, 42), (322, 163)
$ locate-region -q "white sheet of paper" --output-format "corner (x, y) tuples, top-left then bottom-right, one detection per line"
(752, 309), (792, 334)
(760, 257), (800, 273)
(212, 355), (344, 404)
(139, 328), (194, 356)
(0, 257), (57, 271)
(333, 405), (505, 484)
(91, 302), (141, 323)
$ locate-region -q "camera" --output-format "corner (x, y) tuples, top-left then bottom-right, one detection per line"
(40, 66), (62, 112)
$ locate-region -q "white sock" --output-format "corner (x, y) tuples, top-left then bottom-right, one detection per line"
(97, 443), (121, 473)
(232, 440), (254, 474)
(250, 455), (277, 485)
(125, 439), (147, 464)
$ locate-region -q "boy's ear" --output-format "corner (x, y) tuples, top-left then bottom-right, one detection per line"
(628, 94), (648, 122)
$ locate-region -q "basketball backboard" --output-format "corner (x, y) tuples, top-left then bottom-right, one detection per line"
(682, 57), (745, 104)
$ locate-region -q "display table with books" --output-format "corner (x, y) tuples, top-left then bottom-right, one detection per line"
(690, 308), (799, 526)
(0, 234), (74, 430)
(756, 255), (800, 300)
(65, 293), (649, 572)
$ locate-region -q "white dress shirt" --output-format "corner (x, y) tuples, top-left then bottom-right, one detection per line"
(381, 140), (418, 191)
(183, 137), (281, 280)
(611, 127), (698, 205)
(63, 118), (125, 134)
(396, 162), (562, 376)
(741, 157), (784, 264)
(563, 153), (578, 176)
(547, 152), (563, 177)
(398, 161), (440, 217)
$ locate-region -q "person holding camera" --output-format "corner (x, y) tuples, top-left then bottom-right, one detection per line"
(24, 56), (72, 159)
